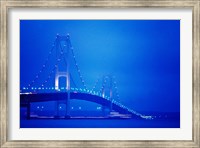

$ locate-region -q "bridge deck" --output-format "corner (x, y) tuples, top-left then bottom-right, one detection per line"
(20, 92), (140, 118)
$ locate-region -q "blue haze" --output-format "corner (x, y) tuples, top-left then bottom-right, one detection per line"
(20, 20), (180, 115)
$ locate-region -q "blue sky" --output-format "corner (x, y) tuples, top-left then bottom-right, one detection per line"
(20, 20), (180, 113)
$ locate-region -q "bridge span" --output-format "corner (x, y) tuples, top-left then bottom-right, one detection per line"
(20, 92), (142, 119)
(20, 34), (154, 120)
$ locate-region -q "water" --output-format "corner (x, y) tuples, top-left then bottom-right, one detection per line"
(21, 119), (179, 128)
(20, 108), (180, 128)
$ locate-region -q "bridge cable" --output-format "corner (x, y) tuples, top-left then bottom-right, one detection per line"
(91, 76), (101, 93)
(36, 49), (65, 92)
(70, 46), (87, 90)
(25, 41), (56, 89)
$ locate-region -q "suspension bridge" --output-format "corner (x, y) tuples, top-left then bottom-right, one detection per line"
(20, 34), (153, 120)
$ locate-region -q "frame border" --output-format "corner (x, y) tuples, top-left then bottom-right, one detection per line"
(0, 0), (199, 147)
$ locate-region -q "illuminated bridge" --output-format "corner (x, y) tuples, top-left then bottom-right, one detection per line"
(20, 34), (153, 120)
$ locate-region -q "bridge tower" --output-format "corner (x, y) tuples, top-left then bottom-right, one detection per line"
(101, 75), (113, 115)
(54, 34), (71, 118)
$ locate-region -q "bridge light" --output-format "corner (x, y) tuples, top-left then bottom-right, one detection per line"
(38, 87), (41, 90)
(71, 107), (74, 109)
(78, 107), (81, 110)
(37, 106), (39, 109)
(52, 87), (54, 90)
(23, 87), (26, 90)
(43, 65), (45, 67)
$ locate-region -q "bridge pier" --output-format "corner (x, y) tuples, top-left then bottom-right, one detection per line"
(54, 101), (59, 118)
(65, 92), (71, 118)
(54, 34), (71, 118)
(102, 106), (106, 117)
(27, 102), (30, 120)
(54, 97), (71, 119)
(110, 99), (113, 113)
(101, 75), (114, 116)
